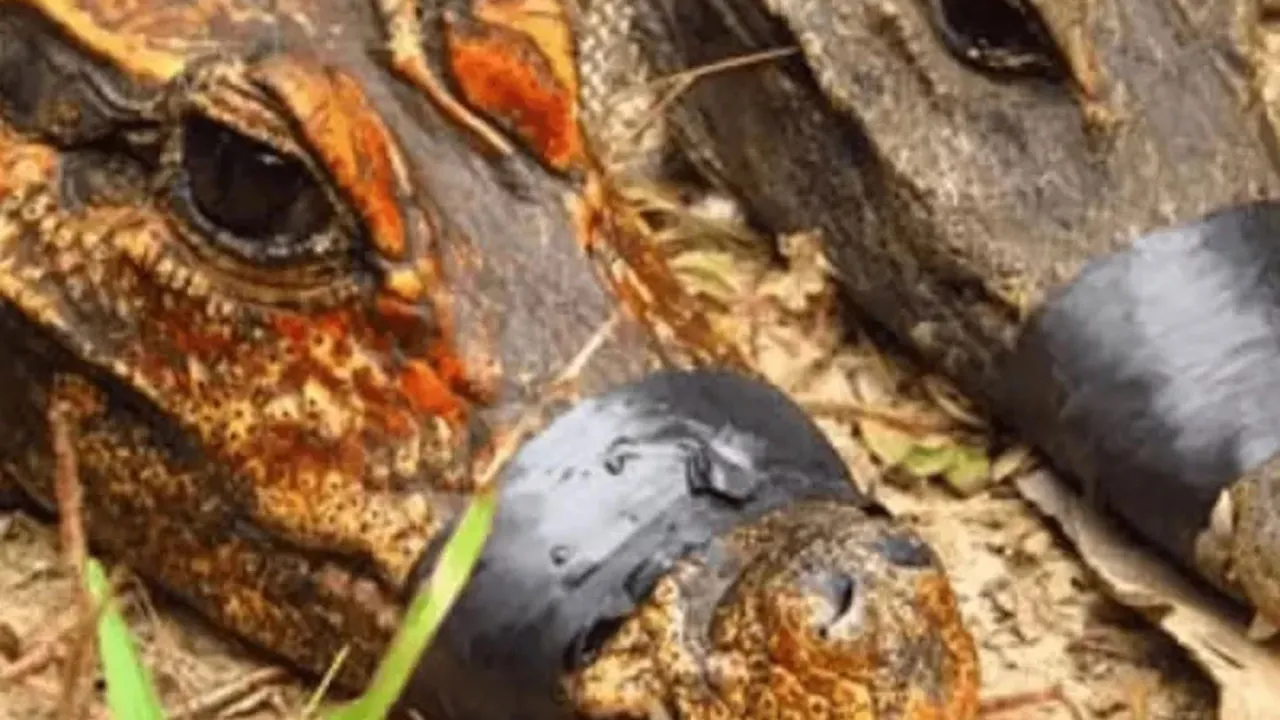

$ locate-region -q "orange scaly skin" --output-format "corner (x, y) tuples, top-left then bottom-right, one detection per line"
(0, 0), (978, 716)
(444, 0), (586, 173)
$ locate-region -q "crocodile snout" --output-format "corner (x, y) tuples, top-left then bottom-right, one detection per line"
(397, 369), (979, 719)
(804, 568), (860, 638)
(706, 501), (979, 720)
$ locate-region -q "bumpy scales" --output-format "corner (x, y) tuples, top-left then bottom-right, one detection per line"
(0, 0), (979, 718)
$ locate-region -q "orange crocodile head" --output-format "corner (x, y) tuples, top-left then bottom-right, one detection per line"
(0, 2), (978, 716)
(0, 0), (665, 685)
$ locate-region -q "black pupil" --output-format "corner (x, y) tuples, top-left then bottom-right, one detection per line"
(181, 115), (333, 242)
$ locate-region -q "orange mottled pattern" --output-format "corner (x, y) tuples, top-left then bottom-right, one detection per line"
(445, 9), (587, 172)
(0, 0), (507, 687)
(472, 0), (580, 101)
(0, 137), (417, 683)
(568, 502), (980, 719)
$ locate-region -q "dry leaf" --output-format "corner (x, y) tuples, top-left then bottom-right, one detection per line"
(859, 418), (917, 467)
(1016, 470), (1280, 720)
(992, 445), (1036, 483)
(939, 445), (993, 497)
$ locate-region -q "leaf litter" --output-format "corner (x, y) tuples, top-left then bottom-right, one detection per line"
(632, 177), (1224, 719)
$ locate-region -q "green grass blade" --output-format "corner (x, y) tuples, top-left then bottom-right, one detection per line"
(84, 558), (167, 720)
(325, 487), (496, 720)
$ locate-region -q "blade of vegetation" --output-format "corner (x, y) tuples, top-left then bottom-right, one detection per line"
(301, 645), (351, 717)
(85, 558), (167, 720)
(324, 487), (497, 720)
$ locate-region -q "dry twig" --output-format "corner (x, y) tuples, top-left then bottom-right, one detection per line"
(168, 667), (290, 720)
(979, 684), (1085, 720)
(799, 397), (968, 436)
(49, 377), (99, 720)
(0, 608), (80, 683)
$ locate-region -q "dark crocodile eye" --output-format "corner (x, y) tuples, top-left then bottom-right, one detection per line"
(180, 114), (335, 254)
(928, 0), (1065, 78)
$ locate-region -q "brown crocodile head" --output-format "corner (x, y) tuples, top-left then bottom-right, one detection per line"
(0, 0), (977, 716)
(600, 0), (1280, 392)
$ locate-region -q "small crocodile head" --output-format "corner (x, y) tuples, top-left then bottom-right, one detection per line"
(568, 501), (980, 720)
(402, 369), (979, 720)
(0, 0), (665, 686)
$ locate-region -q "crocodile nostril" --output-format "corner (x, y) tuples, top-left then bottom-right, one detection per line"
(873, 531), (936, 568)
(807, 570), (859, 639)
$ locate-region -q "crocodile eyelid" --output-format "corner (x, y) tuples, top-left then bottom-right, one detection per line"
(184, 77), (310, 162)
(244, 55), (411, 262)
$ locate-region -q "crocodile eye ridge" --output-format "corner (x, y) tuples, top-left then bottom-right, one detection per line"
(927, 0), (1066, 79)
(176, 113), (341, 265)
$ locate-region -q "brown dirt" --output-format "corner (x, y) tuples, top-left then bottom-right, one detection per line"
(0, 183), (1221, 719)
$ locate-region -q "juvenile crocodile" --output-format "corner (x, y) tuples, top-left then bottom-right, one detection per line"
(573, 0), (1280, 638)
(0, 0), (978, 717)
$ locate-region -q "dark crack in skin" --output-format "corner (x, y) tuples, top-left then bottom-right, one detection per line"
(0, 0), (979, 716)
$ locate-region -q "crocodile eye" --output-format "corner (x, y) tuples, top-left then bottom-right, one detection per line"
(179, 114), (337, 261)
(927, 0), (1065, 78)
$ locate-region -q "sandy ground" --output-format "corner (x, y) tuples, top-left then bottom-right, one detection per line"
(0, 185), (1224, 719)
